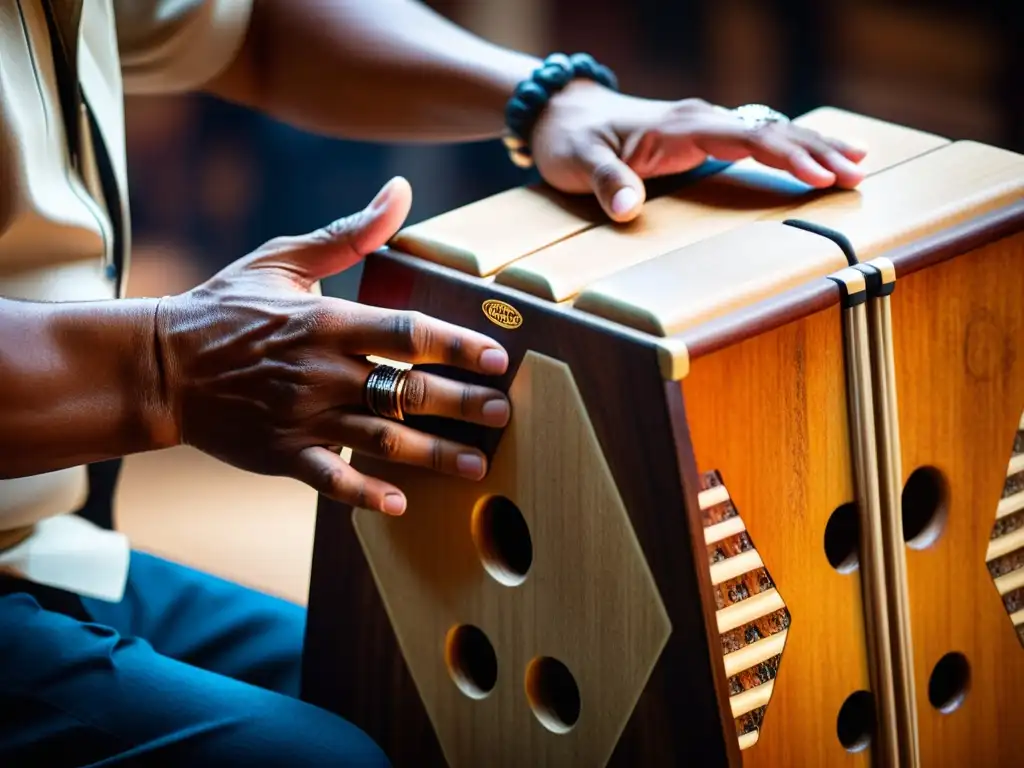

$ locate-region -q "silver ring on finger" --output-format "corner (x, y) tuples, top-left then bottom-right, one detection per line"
(364, 363), (410, 422)
(732, 103), (790, 131)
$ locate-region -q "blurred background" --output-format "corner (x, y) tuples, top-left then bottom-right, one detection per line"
(114, 0), (1023, 604)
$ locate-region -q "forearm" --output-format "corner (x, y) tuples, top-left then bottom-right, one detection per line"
(207, 0), (540, 142)
(0, 297), (175, 479)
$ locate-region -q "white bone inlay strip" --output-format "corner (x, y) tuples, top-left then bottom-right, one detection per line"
(710, 549), (764, 585)
(723, 630), (788, 678)
(717, 589), (785, 634)
(730, 680), (775, 718)
(987, 527), (1024, 563)
(1011, 609), (1024, 627)
(1008, 454), (1024, 477)
(1019, 411), (1024, 431)
(704, 516), (746, 545)
(995, 568), (1024, 596)
(737, 730), (760, 750)
(997, 491), (1024, 520)
(698, 484), (730, 510)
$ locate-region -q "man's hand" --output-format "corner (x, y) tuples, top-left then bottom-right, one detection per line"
(531, 82), (869, 222)
(156, 178), (511, 516)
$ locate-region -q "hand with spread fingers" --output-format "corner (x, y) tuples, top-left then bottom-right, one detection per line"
(497, 55), (867, 223)
(155, 177), (507, 517)
(528, 85), (868, 222)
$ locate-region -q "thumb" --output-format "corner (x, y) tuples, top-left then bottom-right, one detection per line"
(579, 144), (646, 223)
(291, 176), (414, 282)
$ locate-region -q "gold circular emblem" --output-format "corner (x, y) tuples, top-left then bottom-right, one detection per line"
(481, 299), (523, 330)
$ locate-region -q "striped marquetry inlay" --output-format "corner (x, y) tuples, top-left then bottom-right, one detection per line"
(989, 409), (1024, 647)
(699, 471), (790, 750)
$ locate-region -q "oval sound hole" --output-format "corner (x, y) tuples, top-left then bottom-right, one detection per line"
(445, 625), (498, 700)
(525, 657), (581, 734)
(928, 652), (970, 714)
(824, 502), (860, 574)
(472, 496), (533, 587)
(902, 466), (949, 550)
(836, 690), (875, 753)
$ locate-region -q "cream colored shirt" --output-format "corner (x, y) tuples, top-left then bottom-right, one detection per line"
(0, 0), (252, 600)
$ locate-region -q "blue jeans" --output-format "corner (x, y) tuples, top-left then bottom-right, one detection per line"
(0, 549), (389, 766)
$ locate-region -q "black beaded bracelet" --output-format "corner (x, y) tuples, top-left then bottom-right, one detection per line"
(502, 53), (619, 169)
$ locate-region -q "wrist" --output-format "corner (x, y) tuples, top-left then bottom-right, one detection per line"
(46, 298), (179, 457)
(501, 52), (619, 168)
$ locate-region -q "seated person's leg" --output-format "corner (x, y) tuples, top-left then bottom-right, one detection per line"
(82, 550), (306, 698)
(0, 579), (388, 766)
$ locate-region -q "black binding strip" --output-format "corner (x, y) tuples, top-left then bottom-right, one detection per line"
(782, 218), (859, 267)
(826, 273), (867, 308)
(852, 263), (895, 297)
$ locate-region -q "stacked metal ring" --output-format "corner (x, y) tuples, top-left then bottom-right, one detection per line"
(365, 364), (409, 422)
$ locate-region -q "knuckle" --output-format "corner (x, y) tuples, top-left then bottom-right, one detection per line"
(673, 97), (711, 113)
(430, 438), (445, 472)
(590, 161), (622, 190)
(373, 425), (403, 458)
(389, 311), (432, 356)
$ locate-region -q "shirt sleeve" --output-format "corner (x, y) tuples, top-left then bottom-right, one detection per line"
(114, 0), (254, 94)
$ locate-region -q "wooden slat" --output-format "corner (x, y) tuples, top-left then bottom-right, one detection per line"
(716, 588), (786, 634)
(987, 527), (1024, 563)
(1008, 453), (1024, 477)
(705, 516), (746, 545)
(997, 491), (1024, 520)
(730, 680), (775, 718)
(723, 630), (788, 678)
(760, 141), (1024, 261)
(995, 568), (1024, 596)
(698, 484), (730, 511)
(572, 222), (847, 337)
(389, 185), (603, 277)
(710, 549), (764, 585)
(737, 730), (760, 750)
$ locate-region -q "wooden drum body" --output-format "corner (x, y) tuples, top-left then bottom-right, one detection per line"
(300, 108), (1024, 767)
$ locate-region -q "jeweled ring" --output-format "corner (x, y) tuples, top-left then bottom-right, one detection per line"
(365, 364), (410, 422)
(732, 103), (790, 130)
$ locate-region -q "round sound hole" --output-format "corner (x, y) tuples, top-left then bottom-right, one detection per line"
(902, 466), (949, 550)
(472, 496), (533, 587)
(525, 657), (581, 734)
(928, 652), (970, 714)
(445, 625), (498, 700)
(824, 502), (860, 574)
(836, 690), (875, 752)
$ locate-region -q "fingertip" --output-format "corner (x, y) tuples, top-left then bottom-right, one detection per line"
(792, 153), (836, 188)
(479, 347), (509, 375)
(610, 187), (641, 219)
(382, 492), (407, 516)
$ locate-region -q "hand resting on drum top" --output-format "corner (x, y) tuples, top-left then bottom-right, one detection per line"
(0, 177), (509, 517)
(529, 83), (869, 223)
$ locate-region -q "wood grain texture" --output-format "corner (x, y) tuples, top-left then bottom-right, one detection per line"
(761, 141), (1024, 261)
(302, 251), (741, 767)
(573, 222), (847, 337)
(682, 302), (877, 767)
(889, 229), (1024, 767)
(349, 352), (672, 767)
(390, 185), (605, 277)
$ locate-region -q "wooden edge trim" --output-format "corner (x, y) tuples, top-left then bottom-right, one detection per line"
(677, 278), (842, 360)
(887, 198), (1024, 278)
(372, 247), (693, 381)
